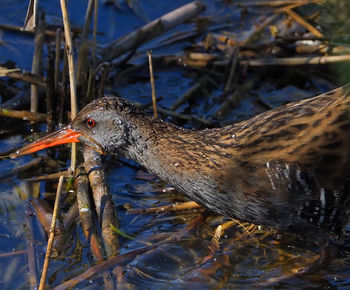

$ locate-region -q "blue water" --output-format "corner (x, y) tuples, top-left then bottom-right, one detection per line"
(0, 0), (349, 289)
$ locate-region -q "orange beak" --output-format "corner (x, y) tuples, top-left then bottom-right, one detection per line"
(10, 127), (81, 158)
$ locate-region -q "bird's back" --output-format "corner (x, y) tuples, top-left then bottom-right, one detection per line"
(127, 84), (350, 241)
(209, 84), (350, 239)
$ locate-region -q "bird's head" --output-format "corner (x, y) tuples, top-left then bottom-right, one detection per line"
(10, 97), (134, 158)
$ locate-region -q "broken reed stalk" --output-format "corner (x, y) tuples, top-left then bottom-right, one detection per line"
(59, 47), (68, 126)
(31, 18), (46, 113)
(83, 146), (120, 257)
(60, 0), (78, 172)
(76, 0), (95, 85)
(283, 6), (323, 37)
(25, 171), (69, 182)
(54, 29), (61, 91)
(0, 68), (47, 87)
(92, 0), (98, 64)
(157, 107), (212, 125)
(147, 50), (158, 118)
(86, 0), (98, 101)
(75, 167), (106, 261)
(46, 52), (55, 132)
(0, 108), (47, 122)
(38, 175), (64, 290)
(23, 0), (38, 31)
(75, 167), (114, 289)
(240, 14), (279, 46)
(0, 23), (49, 35)
(98, 1), (206, 63)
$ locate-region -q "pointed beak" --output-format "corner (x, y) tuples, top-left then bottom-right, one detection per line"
(10, 126), (81, 158)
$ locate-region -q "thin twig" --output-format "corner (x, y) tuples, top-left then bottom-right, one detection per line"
(147, 50), (158, 118)
(128, 201), (202, 214)
(235, 0), (321, 6)
(38, 175), (64, 290)
(24, 171), (69, 182)
(239, 54), (350, 66)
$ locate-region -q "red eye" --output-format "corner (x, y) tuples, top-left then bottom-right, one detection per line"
(87, 118), (96, 128)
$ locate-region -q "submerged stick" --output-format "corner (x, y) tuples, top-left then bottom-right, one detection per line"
(98, 1), (206, 63)
(54, 246), (156, 290)
(170, 80), (203, 111)
(24, 203), (38, 289)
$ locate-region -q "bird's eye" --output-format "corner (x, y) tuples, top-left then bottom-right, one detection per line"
(86, 118), (96, 128)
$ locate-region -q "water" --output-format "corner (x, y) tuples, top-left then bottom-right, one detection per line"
(0, 0), (350, 288)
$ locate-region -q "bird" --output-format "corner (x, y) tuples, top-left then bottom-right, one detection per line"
(11, 84), (350, 248)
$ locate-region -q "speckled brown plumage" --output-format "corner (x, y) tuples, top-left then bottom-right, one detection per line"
(12, 84), (350, 242)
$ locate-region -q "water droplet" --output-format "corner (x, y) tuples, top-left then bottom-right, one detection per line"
(232, 134), (236, 138)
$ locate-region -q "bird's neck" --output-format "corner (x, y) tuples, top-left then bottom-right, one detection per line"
(123, 115), (196, 174)
(121, 115), (232, 211)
